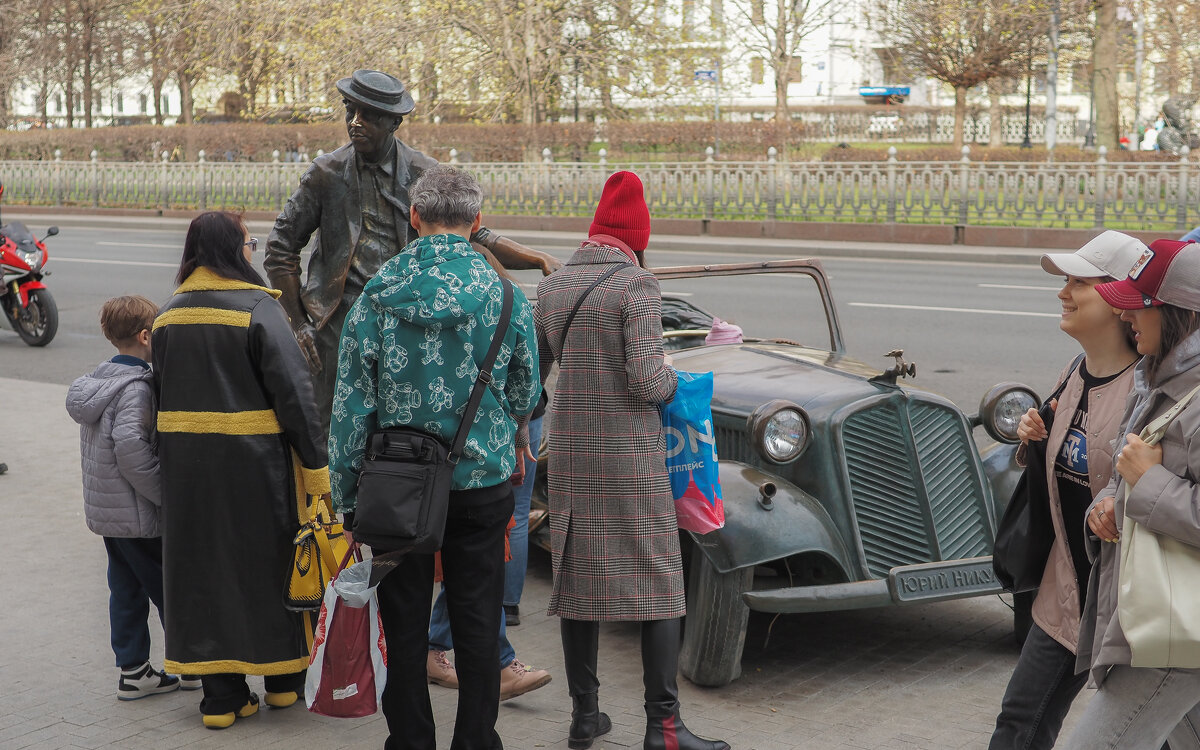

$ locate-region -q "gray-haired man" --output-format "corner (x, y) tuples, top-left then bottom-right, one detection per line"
(329, 164), (541, 750)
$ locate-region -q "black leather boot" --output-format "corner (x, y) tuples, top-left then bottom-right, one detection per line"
(561, 618), (612, 750)
(641, 618), (730, 750)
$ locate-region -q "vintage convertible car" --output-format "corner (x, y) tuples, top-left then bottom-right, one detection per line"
(532, 258), (1035, 687)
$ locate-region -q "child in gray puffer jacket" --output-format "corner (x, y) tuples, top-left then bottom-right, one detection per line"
(66, 296), (196, 700)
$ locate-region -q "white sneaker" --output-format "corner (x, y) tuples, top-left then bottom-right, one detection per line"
(117, 662), (180, 701)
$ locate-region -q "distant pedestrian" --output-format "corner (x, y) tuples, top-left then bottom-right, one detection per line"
(153, 211), (330, 730)
(66, 295), (197, 701)
(988, 231), (1142, 749)
(535, 171), (729, 750)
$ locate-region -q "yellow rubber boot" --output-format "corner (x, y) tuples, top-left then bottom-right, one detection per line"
(265, 691), (299, 709)
(202, 694), (259, 729)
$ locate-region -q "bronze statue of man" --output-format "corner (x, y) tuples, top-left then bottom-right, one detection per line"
(265, 69), (561, 428)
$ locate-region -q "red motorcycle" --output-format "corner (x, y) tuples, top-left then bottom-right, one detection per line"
(0, 181), (59, 346)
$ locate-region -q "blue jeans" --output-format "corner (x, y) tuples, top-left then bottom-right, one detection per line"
(1061, 664), (1200, 750)
(989, 623), (1088, 750)
(103, 536), (166, 669)
(429, 587), (516, 668)
(504, 415), (542, 609)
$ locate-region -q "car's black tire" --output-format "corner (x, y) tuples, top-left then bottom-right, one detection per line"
(1013, 590), (1035, 646)
(680, 550), (753, 687)
(12, 288), (57, 346)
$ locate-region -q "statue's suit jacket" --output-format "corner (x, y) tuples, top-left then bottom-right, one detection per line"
(265, 138), (439, 329)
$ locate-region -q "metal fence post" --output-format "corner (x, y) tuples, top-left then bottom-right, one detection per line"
(886, 146), (898, 224)
(704, 146), (715, 223)
(160, 150), (170, 211)
(1177, 146), (1191, 232)
(542, 148), (554, 215)
(1094, 146), (1107, 229)
(272, 150), (282, 210)
(90, 150), (100, 208)
(766, 147), (778, 222)
(197, 149), (208, 211)
(52, 149), (63, 205)
(956, 145), (970, 241)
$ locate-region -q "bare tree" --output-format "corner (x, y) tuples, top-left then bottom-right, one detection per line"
(883, 0), (1048, 148)
(726, 0), (835, 121)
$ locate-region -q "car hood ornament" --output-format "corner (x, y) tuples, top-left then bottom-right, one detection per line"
(870, 348), (917, 384)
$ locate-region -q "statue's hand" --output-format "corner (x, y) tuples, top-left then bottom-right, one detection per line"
(540, 254), (563, 276)
(294, 323), (322, 375)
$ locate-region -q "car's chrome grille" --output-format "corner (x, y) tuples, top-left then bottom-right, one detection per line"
(841, 399), (991, 579)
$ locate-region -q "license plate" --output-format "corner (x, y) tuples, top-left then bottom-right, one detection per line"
(888, 557), (1001, 603)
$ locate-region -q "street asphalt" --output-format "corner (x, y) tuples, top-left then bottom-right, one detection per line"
(1, 214), (1103, 749)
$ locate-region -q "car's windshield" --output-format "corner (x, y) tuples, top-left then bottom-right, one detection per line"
(657, 270), (835, 351)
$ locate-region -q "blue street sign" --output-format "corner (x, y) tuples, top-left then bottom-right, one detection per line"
(694, 70), (718, 82)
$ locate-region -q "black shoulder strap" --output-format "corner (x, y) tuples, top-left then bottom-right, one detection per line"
(560, 263), (628, 347)
(1047, 353), (1086, 405)
(449, 279), (513, 465)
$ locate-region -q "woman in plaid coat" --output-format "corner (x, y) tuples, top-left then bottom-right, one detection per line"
(535, 171), (729, 750)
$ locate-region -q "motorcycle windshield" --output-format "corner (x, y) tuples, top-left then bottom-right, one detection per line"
(0, 222), (37, 251)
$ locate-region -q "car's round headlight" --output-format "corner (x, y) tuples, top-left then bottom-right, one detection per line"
(748, 400), (810, 463)
(978, 383), (1039, 443)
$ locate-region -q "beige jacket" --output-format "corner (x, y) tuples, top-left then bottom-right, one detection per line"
(1029, 359), (1135, 653)
(1076, 329), (1200, 685)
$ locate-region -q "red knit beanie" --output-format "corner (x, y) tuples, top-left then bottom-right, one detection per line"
(589, 171), (650, 253)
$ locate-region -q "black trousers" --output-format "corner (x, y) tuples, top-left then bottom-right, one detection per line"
(200, 671), (305, 715)
(375, 490), (514, 750)
(989, 622), (1088, 750)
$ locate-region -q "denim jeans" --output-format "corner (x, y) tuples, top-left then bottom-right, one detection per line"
(429, 586), (516, 668)
(103, 536), (166, 669)
(1060, 664), (1200, 750)
(989, 623), (1088, 750)
(503, 415), (542, 609)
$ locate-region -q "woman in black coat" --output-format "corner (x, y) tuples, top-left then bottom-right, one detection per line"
(153, 211), (330, 729)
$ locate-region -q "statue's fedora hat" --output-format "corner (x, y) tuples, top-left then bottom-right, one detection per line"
(336, 70), (415, 116)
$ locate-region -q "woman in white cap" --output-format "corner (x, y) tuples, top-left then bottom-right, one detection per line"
(989, 231), (1143, 750)
(1061, 239), (1200, 750)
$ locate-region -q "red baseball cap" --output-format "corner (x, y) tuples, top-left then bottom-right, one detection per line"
(1095, 239), (1200, 311)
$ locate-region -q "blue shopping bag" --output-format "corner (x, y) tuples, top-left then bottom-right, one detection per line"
(661, 370), (724, 534)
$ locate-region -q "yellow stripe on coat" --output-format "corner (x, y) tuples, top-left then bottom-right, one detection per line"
(164, 656), (310, 676)
(158, 410), (282, 435)
(152, 307), (252, 331)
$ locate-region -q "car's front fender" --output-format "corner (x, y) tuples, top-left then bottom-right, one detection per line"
(979, 441), (1022, 518)
(690, 461), (855, 578)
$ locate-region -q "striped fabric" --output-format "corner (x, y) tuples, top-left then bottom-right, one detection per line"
(535, 243), (685, 621)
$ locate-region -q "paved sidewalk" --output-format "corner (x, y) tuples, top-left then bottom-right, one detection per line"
(2, 376), (1092, 749)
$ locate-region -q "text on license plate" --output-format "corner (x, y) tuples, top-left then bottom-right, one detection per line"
(889, 557), (1000, 603)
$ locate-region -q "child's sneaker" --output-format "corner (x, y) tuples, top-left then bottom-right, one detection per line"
(117, 662), (180, 700)
(179, 675), (203, 691)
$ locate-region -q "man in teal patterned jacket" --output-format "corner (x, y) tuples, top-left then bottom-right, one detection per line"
(329, 165), (539, 750)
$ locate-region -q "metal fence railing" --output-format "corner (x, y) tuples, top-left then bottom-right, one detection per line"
(2, 145), (1196, 232)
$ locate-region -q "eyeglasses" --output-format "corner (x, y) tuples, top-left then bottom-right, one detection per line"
(244, 238), (259, 253)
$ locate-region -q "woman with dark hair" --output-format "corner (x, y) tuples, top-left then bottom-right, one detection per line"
(1061, 239), (1200, 750)
(988, 232), (1142, 749)
(153, 211), (329, 729)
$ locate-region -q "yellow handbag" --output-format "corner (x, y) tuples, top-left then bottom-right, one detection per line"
(285, 476), (350, 612)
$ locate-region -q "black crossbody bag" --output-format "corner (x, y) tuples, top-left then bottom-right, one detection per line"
(351, 280), (514, 553)
(992, 353), (1084, 593)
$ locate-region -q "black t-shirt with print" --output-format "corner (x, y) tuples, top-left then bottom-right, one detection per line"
(1054, 362), (1123, 608)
